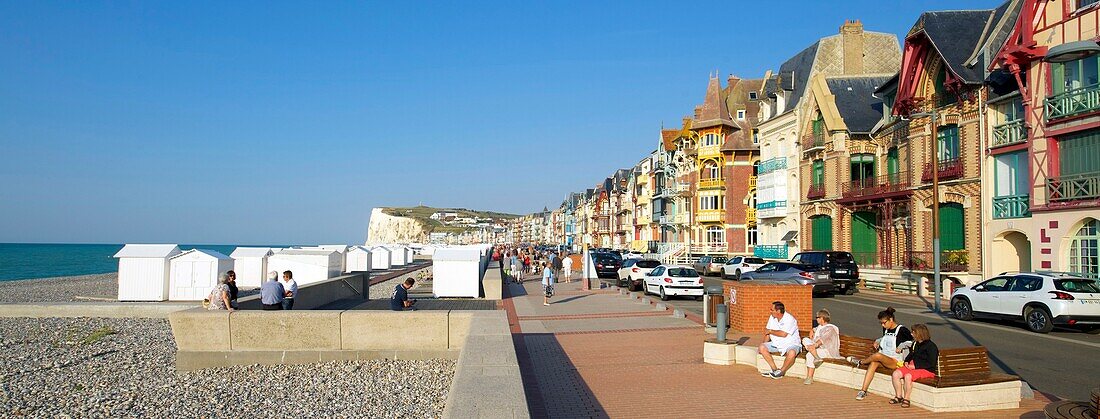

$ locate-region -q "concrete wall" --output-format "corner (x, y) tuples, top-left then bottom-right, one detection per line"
(0, 302), (198, 318)
(238, 272), (368, 310)
(481, 261), (502, 300)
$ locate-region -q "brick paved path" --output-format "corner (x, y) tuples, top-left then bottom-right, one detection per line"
(501, 268), (1048, 418)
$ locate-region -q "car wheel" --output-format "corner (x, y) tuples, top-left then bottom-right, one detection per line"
(659, 286), (670, 301)
(733, 269), (741, 280)
(952, 298), (973, 321)
(1024, 306), (1054, 334)
(844, 286), (856, 295)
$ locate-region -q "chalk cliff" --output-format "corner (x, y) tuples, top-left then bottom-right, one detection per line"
(365, 208), (429, 245)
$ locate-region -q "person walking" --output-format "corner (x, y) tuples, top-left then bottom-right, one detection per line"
(511, 251), (522, 283)
(260, 272), (285, 310)
(541, 261), (554, 306)
(562, 253), (573, 283)
(551, 251), (563, 285)
(280, 270), (298, 310)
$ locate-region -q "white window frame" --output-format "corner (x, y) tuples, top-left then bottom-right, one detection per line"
(737, 110), (746, 120)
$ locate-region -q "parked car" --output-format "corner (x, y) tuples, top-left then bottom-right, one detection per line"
(721, 256), (767, 279)
(642, 265), (704, 301)
(592, 253), (622, 279)
(739, 262), (835, 295)
(692, 255), (728, 276)
(950, 272), (1100, 333)
(617, 259), (661, 290)
(790, 251), (859, 294)
(622, 251), (644, 260)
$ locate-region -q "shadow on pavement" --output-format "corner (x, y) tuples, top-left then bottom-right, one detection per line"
(512, 332), (609, 419)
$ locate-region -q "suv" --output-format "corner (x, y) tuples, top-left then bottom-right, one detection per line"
(592, 252), (622, 279)
(617, 259), (661, 291)
(692, 255), (728, 276)
(790, 251), (859, 294)
(722, 256), (767, 279)
(951, 272), (1100, 333)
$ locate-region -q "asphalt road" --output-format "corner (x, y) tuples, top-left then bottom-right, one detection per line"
(629, 275), (1100, 402)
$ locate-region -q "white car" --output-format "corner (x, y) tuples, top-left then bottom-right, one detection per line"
(643, 265), (704, 301)
(950, 272), (1100, 333)
(721, 256), (767, 279)
(622, 252), (644, 260)
(617, 259), (661, 291)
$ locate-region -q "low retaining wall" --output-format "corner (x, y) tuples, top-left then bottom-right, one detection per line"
(0, 301), (197, 318)
(481, 261), (502, 300)
(238, 272), (368, 311)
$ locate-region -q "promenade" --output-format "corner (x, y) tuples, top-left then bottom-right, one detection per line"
(502, 269), (1050, 418)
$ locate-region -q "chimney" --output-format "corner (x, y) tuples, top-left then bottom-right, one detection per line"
(727, 74), (739, 87)
(694, 106), (703, 120)
(840, 19), (865, 75)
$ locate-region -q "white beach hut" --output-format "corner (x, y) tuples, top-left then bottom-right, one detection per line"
(432, 247), (482, 298)
(229, 247), (273, 288)
(114, 244), (182, 302)
(345, 246), (373, 272)
(370, 246), (393, 270)
(318, 245), (350, 272)
(267, 248), (342, 286)
(387, 245), (410, 266)
(169, 249), (233, 301)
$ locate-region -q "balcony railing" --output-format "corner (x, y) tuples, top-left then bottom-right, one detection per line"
(753, 245), (787, 260)
(699, 178), (724, 189)
(657, 215), (671, 224)
(921, 157), (964, 182)
(756, 200), (786, 210)
(674, 213), (690, 225)
(842, 171), (910, 200)
(749, 176), (757, 190)
(906, 250), (969, 272)
(697, 209), (722, 223)
(1045, 83), (1100, 121)
(991, 120), (1027, 148)
(699, 144), (722, 158)
(1047, 171), (1100, 203)
(746, 208), (756, 225)
(807, 183), (825, 200)
(992, 194), (1031, 219)
(759, 157), (788, 174)
(756, 200), (787, 219)
(802, 133), (826, 153)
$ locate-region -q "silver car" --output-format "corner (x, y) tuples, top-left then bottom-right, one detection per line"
(739, 262), (835, 295)
(692, 255), (728, 276)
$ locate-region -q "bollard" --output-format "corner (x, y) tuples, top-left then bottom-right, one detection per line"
(716, 303), (728, 342)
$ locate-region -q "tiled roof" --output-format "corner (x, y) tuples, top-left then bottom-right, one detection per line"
(912, 10), (997, 84)
(776, 42), (820, 109)
(661, 129), (680, 151)
(693, 76), (735, 129)
(825, 76), (893, 134)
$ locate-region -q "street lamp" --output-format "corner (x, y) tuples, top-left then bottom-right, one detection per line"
(908, 108), (959, 314)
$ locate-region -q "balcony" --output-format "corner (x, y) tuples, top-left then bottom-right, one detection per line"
(756, 200), (787, 219)
(699, 144), (722, 158)
(807, 183), (825, 200)
(697, 209), (722, 223)
(802, 133), (826, 153)
(746, 208), (756, 225)
(749, 176), (757, 190)
(906, 250), (969, 272)
(683, 145), (698, 156)
(753, 245), (788, 260)
(991, 120), (1027, 148)
(992, 194), (1031, 219)
(653, 161), (667, 172)
(841, 171), (911, 200)
(1045, 83), (1100, 121)
(1046, 171), (1100, 203)
(674, 213), (690, 224)
(759, 157), (787, 174)
(676, 182), (693, 197)
(921, 157), (964, 182)
(699, 178), (724, 189)
(658, 215), (671, 225)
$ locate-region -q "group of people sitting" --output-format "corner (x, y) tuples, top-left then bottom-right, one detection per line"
(206, 270), (299, 311)
(757, 302), (939, 408)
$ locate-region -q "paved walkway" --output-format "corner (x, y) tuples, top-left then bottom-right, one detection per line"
(501, 269), (1049, 418)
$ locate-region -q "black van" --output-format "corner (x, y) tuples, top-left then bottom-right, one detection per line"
(790, 251), (859, 294)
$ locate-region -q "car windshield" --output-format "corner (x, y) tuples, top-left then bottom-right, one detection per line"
(746, 257), (765, 264)
(1055, 279), (1100, 293)
(636, 260), (661, 268)
(596, 256), (618, 264)
(712, 257), (727, 263)
(667, 268), (699, 277)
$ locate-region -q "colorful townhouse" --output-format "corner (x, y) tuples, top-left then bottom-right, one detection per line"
(631, 156), (654, 252)
(756, 20), (902, 261)
(985, 0), (1100, 279)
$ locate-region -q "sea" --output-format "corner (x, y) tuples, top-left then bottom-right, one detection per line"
(0, 243), (298, 282)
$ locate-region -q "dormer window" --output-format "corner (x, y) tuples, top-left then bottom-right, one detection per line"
(737, 110), (746, 120)
(703, 133), (721, 146)
(749, 92), (758, 100)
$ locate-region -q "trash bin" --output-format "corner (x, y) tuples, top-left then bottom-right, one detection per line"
(703, 285), (725, 326)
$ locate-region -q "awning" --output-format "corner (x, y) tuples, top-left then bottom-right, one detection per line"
(1044, 40), (1100, 63)
(781, 230), (798, 242)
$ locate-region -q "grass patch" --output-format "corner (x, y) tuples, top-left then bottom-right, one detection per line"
(80, 326), (117, 345)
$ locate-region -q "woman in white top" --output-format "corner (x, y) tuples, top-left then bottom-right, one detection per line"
(541, 261), (554, 306)
(801, 308), (839, 385)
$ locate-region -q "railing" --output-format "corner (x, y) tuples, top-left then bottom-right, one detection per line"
(690, 242), (728, 255)
(991, 120), (1027, 148)
(1045, 83), (1100, 121)
(749, 176), (757, 190)
(658, 215), (671, 224)
(807, 183), (825, 200)
(674, 212), (690, 224)
(756, 200), (786, 210)
(756, 200), (787, 219)
(759, 157), (788, 174)
(699, 144), (722, 158)
(906, 250), (969, 272)
(697, 209), (723, 223)
(921, 157), (964, 182)
(802, 133), (826, 152)
(699, 178), (724, 189)
(753, 245), (787, 260)
(992, 194), (1031, 219)
(746, 208), (756, 225)
(1047, 171), (1100, 202)
(842, 171), (910, 199)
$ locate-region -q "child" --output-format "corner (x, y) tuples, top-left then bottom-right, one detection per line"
(541, 261), (554, 306)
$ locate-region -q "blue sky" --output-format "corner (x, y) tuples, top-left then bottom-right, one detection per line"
(0, 0), (1004, 244)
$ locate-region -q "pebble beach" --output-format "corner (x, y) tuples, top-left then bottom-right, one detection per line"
(0, 273), (118, 302)
(0, 317), (456, 418)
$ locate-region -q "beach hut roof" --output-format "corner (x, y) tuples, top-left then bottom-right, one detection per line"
(433, 248), (481, 261)
(275, 248), (338, 256)
(113, 244), (181, 258)
(318, 244), (350, 252)
(230, 247), (274, 258)
(170, 249), (230, 260)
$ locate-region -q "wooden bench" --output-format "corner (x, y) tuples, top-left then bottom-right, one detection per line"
(819, 335), (1019, 388)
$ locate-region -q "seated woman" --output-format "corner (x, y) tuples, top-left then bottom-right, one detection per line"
(846, 307), (912, 400)
(890, 324), (938, 407)
(206, 273), (235, 312)
(801, 309), (840, 385)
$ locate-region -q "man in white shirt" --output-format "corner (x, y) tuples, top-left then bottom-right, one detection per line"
(562, 254), (573, 282)
(757, 301), (801, 379)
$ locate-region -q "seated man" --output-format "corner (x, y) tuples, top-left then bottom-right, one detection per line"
(390, 278), (417, 311)
(757, 301), (801, 379)
(260, 272), (285, 310)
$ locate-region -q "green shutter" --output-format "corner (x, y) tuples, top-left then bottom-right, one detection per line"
(939, 203), (965, 250)
(1060, 130), (1100, 176)
(1053, 62), (1065, 95)
(813, 160), (825, 185)
(811, 216), (833, 251)
(851, 211), (878, 265)
(887, 147), (899, 179)
(938, 125), (960, 161)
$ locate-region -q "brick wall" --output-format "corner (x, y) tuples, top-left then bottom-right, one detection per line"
(722, 281), (813, 334)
